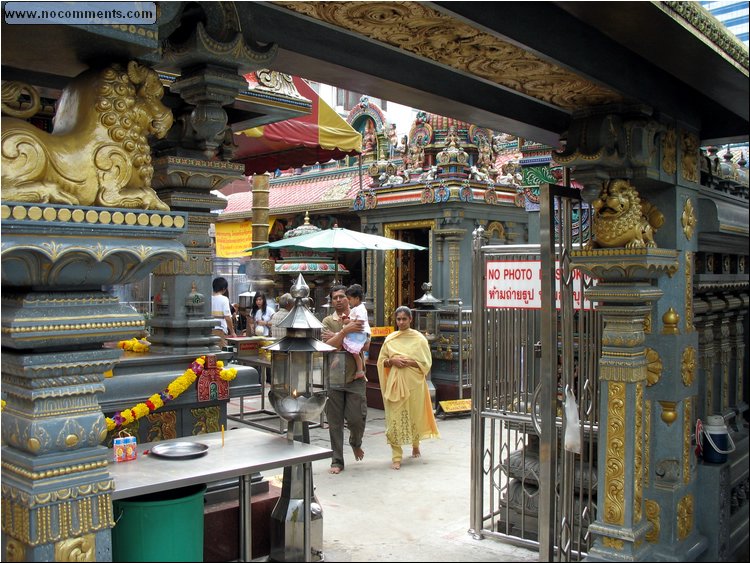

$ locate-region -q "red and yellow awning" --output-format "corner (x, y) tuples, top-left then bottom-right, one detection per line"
(234, 75), (362, 175)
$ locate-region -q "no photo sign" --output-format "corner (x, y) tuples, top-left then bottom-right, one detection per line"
(485, 260), (596, 310)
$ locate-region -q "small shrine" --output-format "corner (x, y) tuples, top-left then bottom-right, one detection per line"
(197, 355), (229, 401)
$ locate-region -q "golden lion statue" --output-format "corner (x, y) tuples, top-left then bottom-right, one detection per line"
(591, 179), (664, 249)
(1, 61), (172, 210)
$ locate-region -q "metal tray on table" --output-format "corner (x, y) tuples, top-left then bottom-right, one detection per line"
(149, 441), (209, 460)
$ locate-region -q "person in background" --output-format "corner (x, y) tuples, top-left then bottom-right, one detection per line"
(270, 293), (294, 339)
(377, 306), (439, 470)
(250, 292), (273, 336)
(321, 284), (368, 474)
(212, 277), (236, 348)
(233, 301), (248, 335)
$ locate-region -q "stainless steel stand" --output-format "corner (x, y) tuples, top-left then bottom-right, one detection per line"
(269, 421), (323, 562)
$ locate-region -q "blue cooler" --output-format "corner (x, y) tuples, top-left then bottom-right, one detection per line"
(701, 415), (735, 464)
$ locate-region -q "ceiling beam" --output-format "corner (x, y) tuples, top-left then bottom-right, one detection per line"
(239, 2), (569, 146)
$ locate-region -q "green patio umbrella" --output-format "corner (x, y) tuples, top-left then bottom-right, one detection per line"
(245, 226), (426, 283)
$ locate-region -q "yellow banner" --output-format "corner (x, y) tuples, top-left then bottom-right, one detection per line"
(370, 326), (395, 338)
(215, 221), (252, 258)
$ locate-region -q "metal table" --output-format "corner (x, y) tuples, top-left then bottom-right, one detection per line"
(110, 427), (331, 562)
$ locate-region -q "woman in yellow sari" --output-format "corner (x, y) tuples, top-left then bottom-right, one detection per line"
(377, 306), (440, 469)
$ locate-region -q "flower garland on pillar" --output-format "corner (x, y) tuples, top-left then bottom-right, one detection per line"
(105, 356), (238, 432)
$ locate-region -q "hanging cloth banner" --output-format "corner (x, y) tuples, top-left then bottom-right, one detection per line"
(215, 221), (253, 258)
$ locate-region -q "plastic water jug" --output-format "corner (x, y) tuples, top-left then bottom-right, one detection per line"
(697, 415), (735, 464)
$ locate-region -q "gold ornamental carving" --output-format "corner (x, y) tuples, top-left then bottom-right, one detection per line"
(676, 495), (694, 540)
(644, 499), (660, 543)
(681, 198), (697, 241)
(658, 400), (678, 425)
(683, 397), (691, 484)
(645, 348), (662, 386)
(662, 307), (680, 335)
(191, 406), (221, 433)
(449, 240), (460, 299)
(5, 538), (26, 562)
(276, 2), (623, 111)
(602, 537), (624, 550)
(644, 399), (651, 487)
(154, 255), (212, 276)
(685, 252), (693, 333)
(254, 70), (307, 100)
(1, 485), (114, 545)
(662, 1), (748, 69)
(1, 62), (172, 210)
(661, 127), (676, 174)
(54, 534), (96, 562)
(634, 383), (643, 524)
(1, 81), (41, 118)
(604, 382), (626, 526)
(147, 411), (178, 442)
(680, 132), (700, 183)
(485, 221), (506, 241)
(591, 179), (664, 249)
(681, 346), (696, 387)
(644, 311), (652, 334)
(0, 203), (185, 230)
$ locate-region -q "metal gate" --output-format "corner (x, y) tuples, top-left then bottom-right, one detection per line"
(470, 183), (600, 561)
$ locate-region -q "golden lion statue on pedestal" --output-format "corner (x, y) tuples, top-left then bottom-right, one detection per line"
(1, 61), (172, 210)
(591, 179), (664, 249)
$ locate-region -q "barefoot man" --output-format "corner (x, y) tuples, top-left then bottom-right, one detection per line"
(321, 284), (369, 474)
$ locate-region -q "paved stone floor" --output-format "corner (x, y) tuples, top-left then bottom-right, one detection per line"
(229, 396), (538, 562)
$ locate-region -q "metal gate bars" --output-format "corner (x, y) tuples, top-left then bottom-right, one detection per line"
(470, 183), (600, 561)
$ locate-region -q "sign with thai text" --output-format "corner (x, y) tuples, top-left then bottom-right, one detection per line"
(485, 260), (596, 309)
(215, 221), (252, 258)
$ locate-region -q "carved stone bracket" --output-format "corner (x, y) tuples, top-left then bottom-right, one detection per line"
(554, 107), (664, 188)
(572, 247), (679, 281)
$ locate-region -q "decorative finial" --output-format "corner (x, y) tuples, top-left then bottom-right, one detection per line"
(290, 273), (310, 300)
(662, 307), (680, 335)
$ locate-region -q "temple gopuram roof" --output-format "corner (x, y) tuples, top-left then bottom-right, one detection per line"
(219, 96), (534, 220)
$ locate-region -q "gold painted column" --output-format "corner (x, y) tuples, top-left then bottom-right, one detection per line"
(248, 173), (276, 298)
(573, 249), (678, 561)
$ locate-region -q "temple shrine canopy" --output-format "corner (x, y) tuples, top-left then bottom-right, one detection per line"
(232, 73), (362, 176)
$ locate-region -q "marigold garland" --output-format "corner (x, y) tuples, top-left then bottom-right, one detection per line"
(118, 338), (151, 353)
(105, 356), (238, 432)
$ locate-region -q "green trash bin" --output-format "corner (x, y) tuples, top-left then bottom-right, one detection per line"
(112, 484), (206, 562)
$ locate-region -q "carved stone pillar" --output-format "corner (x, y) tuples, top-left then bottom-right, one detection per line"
(169, 66), (249, 156)
(149, 158), (245, 354)
(728, 295), (747, 412)
(694, 298), (717, 416)
(574, 251), (678, 561)
(1, 204), (186, 562)
(148, 5), (277, 350)
(434, 216), (465, 305)
(558, 104), (713, 560)
(714, 297), (732, 412)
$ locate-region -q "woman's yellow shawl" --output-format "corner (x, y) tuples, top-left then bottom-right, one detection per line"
(377, 328), (432, 407)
